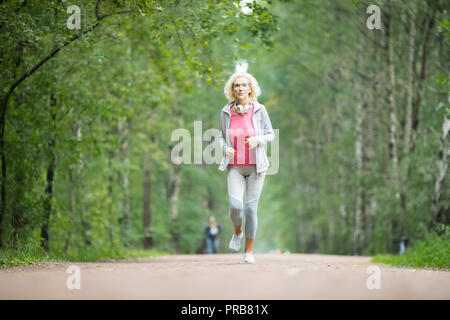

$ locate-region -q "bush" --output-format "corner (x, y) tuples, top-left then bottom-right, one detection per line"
(0, 240), (49, 267)
(371, 225), (450, 269)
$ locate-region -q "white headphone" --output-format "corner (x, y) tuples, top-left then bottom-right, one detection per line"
(234, 102), (251, 114)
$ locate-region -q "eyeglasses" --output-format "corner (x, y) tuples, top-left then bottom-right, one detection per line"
(233, 83), (249, 89)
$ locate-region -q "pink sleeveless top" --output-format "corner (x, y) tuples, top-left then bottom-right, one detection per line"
(228, 103), (256, 166)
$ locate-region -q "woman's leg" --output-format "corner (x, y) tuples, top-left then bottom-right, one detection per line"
(227, 166), (246, 235)
(244, 168), (266, 253)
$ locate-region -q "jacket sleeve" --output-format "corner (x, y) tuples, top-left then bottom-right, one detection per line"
(256, 106), (275, 145)
(219, 110), (231, 153)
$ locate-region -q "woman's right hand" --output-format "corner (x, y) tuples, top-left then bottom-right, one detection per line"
(226, 147), (236, 159)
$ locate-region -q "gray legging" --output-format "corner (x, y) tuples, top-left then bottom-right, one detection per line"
(227, 165), (266, 239)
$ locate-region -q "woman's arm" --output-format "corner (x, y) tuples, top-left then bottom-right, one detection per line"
(219, 110), (235, 156)
(219, 111), (228, 153)
(255, 106), (275, 145)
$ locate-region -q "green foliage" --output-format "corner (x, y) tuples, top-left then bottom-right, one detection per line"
(0, 0), (448, 265)
(371, 225), (450, 269)
(0, 0), (278, 260)
(47, 247), (166, 263)
(0, 240), (166, 267)
(0, 239), (49, 267)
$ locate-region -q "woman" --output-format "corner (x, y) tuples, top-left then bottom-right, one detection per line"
(218, 66), (275, 263)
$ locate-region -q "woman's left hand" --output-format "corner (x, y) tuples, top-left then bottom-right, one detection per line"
(245, 136), (258, 149)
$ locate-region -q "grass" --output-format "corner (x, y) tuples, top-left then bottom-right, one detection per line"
(371, 226), (450, 269)
(0, 242), (168, 268)
(0, 242), (49, 267)
(49, 247), (167, 262)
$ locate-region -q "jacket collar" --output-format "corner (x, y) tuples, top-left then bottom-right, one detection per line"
(222, 99), (262, 115)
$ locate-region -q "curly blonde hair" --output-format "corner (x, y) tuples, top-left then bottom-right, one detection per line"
(223, 72), (262, 103)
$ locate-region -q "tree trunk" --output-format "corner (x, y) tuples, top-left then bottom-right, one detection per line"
(64, 165), (75, 251)
(403, 6), (415, 157)
(410, 8), (435, 153)
(118, 117), (131, 246)
(76, 121), (92, 247)
(354, 99), (364, 255)
(168, 146), (182, 253)
(40, 95), (56, 252)
(430, 110), (450, 227)
(143, 149), (153, 249)
(353, 20), (365, 255)
(385, 10), (408, 238)
(108, 148), (115, 244)
(206, 180), (215, 212)
(11, 164), (25, 244)
(0, 98), (7, 248)
(10, 89), (26, 245)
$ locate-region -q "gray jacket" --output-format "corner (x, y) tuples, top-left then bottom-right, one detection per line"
(219, 100), (275, 174)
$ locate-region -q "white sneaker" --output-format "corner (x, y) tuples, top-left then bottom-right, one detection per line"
(244, 253), (256, 264)
(228, 232), (243, 252)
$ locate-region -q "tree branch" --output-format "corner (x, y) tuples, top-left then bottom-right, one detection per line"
(1, 8), (138, 116)
(170, 15), (187, 60)
(95, 0), (102, 20)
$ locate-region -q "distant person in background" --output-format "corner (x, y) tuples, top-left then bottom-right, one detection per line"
(399, 236), (409, 255)
(205, 216), (222, 254)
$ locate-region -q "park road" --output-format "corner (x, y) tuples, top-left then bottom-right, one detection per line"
(0, 253), (449, 299)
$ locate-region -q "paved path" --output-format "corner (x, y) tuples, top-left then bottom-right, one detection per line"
(1, 253), (449, 299)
